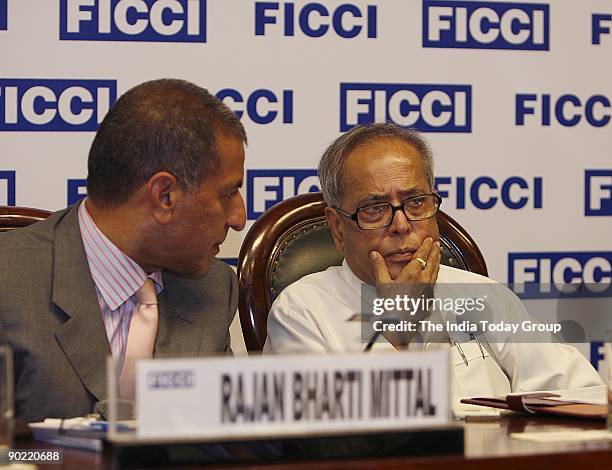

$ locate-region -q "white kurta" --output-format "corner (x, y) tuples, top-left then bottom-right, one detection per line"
(264, 261), (603, 410)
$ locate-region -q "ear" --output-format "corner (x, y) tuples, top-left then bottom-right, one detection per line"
(146, 172), (179, 225)
(325, 206), (345, 254)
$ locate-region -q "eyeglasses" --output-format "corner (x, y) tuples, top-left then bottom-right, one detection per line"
(334, 193), (442, 230)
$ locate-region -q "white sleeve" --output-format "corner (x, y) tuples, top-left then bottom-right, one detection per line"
(263, 290), (328, 354)
(503, 342), (603, 392)
(490, 287), (603, 391)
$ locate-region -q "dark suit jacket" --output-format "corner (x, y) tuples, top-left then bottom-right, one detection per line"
(0, 204), (238, 422)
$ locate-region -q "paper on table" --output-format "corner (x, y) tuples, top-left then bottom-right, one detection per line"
(30, 417), (98, 431)
(511, 429), (612, 443)
(542, 385), (606, 406)
(29, 418), (104, 452)
(28, 417), (135, 452)
(506, 385), (607, 405)
(29, 417), (136, 432)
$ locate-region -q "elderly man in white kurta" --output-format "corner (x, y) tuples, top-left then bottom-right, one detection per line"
(264, 123), (602, 410)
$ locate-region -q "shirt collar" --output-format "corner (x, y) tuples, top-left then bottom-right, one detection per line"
(78, 199), (163, 310)
(339, 259), (377, 320)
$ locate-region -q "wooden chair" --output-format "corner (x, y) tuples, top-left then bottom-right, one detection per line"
(238, 192), (487, 352)
(0, 206), (51, 232)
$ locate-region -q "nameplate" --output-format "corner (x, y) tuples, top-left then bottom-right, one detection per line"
(135, 350), (450, 439)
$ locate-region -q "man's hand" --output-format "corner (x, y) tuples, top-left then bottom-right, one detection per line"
(369, 237), (441, 286)
(367, 238), (441, 350)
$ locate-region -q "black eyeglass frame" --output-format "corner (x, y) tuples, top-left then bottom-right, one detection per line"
(333, 193), (443, 230)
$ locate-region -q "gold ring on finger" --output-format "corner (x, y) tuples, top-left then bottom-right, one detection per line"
(415, 257), (427, 269)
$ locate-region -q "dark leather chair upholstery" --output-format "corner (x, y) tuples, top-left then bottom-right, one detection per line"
(238, 192), (487, 352)
(0, 206), (51, 232)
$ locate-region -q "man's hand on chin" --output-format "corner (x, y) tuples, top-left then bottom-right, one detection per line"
(369, 237), (441, 287)
(368, 238), (441, 349)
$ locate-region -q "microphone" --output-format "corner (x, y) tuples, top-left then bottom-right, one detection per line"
(93, 399), (134, 421)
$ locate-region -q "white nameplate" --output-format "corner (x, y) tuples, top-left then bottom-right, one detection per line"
(135, 350), (449, 439)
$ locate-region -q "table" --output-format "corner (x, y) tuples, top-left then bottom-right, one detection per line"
(14, 415), (612, 469)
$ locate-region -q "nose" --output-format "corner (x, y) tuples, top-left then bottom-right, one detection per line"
(387, 206), (411, 235)
(227, 192), (247, 232)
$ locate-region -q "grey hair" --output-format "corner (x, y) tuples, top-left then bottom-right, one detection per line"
(317, 123), (435, 207)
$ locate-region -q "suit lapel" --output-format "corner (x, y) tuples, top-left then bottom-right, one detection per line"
(52, 205), (110, 401)
(155, 274), (203, 357)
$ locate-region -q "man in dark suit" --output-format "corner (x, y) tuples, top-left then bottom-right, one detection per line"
(0, 79), (247, 422)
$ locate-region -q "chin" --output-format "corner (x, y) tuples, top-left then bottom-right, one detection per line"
(386, 261), (408, 281)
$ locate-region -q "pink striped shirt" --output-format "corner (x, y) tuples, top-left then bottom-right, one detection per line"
(78, 200), (163, 370)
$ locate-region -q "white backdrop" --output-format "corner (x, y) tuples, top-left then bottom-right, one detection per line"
(1, 0), (610, 364)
